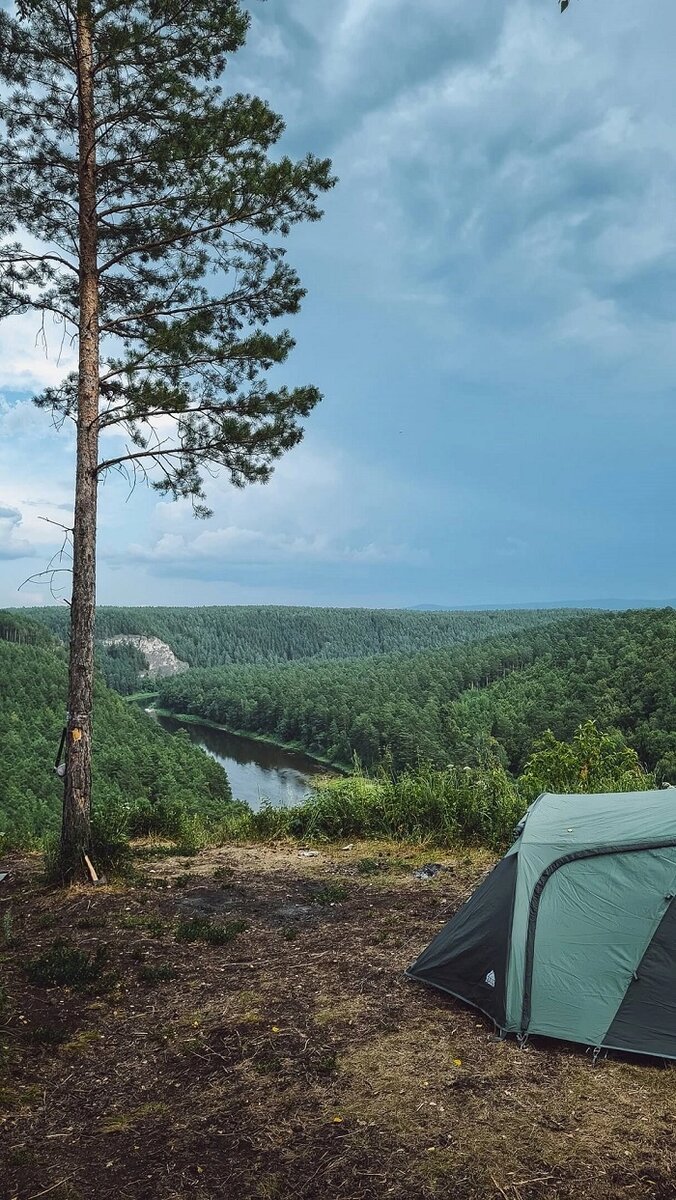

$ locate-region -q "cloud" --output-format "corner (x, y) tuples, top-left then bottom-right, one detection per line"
(0, 505), (35, 561)
(112, 442), (432, 579)
(301, 0), (676, 396)
(126, 527), (426, 573)
(0, 312), (78, 395)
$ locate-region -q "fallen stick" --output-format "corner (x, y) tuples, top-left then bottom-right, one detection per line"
(24, 1177), (75, 1200)
(83, 854), (99, 883)
(217, 950), (333, 968)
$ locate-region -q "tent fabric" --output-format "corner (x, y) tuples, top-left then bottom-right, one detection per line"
(407, 852), (517, 1028)
(602, 896), (676, 1058)
(406, 789), (676, 1060)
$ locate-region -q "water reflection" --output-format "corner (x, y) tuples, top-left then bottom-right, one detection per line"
(152, 711), (324, 810)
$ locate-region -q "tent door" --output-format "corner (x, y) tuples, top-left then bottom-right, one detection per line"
(523, 848), (676, 1048)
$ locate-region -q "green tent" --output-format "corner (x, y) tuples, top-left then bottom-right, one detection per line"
(407, 789), (676, 1059)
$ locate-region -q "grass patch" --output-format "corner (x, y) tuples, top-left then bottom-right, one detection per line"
(0, 1084), (41, 1111)
(355, 856), (386, 875)
(314, 996), (366, 1027)
(1, 907), (18, 947)
(175, 916), (247, 945)
(63, 1030), (102, 1055)
(312, 882), (349, 906)
(133, 843), (182, 860)
(138, 963), (177, 985)
(100, 1102), (169, 1134)
(25, 940), (109, 988)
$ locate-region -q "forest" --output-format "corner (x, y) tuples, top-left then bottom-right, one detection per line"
(155, 608), (676, 781)
(5, 604), (675, 851)
(0, 613), (233, 846)
(29, 603), (583, 670)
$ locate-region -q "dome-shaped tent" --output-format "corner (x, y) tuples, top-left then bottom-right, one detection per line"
(407, 790), (676, 1059)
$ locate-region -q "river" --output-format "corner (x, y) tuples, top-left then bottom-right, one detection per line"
(150, 711), (326, 810)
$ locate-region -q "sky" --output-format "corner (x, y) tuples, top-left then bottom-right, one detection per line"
(2, 0), (676, 610)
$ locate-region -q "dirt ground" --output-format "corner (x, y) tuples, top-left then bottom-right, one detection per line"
(1, 841), (675, 1200)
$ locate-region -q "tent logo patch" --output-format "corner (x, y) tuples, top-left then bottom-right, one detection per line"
(485, 969), (496, 988)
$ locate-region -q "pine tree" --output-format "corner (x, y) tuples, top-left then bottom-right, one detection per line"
(0, 0), (334, 880)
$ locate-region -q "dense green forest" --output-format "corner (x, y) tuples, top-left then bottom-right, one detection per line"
(156, 609), (676, 782)
(2, 606), (672, 854)
(95, 640), (150, 695)
(28, 604), (584, 669)
(0, 614), (233, 846)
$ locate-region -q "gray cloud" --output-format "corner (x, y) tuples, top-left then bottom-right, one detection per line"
(0, 505), (35, 561)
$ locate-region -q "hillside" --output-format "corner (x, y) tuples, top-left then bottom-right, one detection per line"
(0, 614), (233, 846)
(156, 609), (676, 780)
(28, 604), (586, 669)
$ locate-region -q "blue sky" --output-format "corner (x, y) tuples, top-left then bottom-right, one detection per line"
(2, 0), (676, 608)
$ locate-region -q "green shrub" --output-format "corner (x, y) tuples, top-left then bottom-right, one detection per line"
(91, 805), (134, 875)
(240, 762), (523, 852)
(519, 721), (655, 802)
(175, 916), (246, 945)
(26, 940), (108, 988)
(43, 801), (132, 881)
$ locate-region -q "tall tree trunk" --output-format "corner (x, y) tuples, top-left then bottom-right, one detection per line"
(60, 0), (99, 883)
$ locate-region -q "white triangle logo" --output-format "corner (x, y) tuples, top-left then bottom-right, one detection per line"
(485, 969), (496, 988)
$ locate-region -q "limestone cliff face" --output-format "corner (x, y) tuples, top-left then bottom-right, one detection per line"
(101, 635), (189, 679)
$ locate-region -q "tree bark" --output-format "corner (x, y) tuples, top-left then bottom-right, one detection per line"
(60, 0), (100, 883)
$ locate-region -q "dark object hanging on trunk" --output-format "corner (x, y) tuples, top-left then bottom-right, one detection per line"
(54, 725), (67, 779)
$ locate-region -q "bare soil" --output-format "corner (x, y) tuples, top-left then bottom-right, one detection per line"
(1, 842), (675, 1200)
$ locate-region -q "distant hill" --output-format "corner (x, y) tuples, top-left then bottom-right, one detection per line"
(156, 607), (676, 782)
(410, 600), (676, 612)
(22, 603), (586, 673)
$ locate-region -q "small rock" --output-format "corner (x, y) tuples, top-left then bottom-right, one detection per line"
(412, 863), (447, 881)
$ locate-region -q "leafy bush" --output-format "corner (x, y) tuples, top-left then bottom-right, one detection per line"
(91, 804), (134, 875)
(519, 720), (654, 802)
(26, 940), (108, 987)
(126, 797), (191, 841)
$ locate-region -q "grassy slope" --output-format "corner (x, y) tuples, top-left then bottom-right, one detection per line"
(1, 843), (674, 1200)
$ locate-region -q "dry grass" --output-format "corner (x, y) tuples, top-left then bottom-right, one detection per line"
(0, 842), (674, 1199)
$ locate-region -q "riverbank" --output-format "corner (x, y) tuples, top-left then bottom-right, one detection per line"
(2, 841), (673, 1200)
(150, 706), (351, 775)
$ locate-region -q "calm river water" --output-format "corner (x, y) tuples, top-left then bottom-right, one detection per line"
(150, 711), (325, 810)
